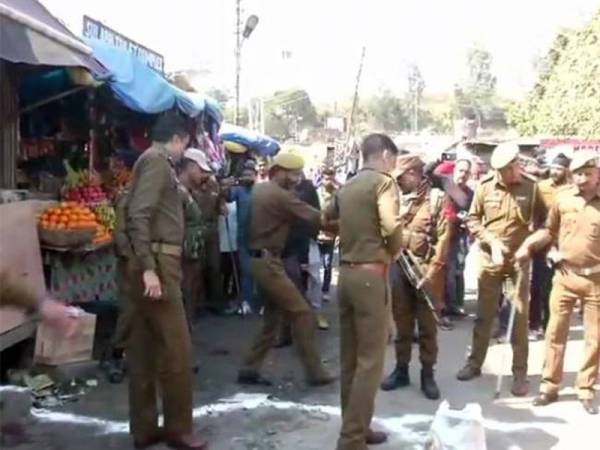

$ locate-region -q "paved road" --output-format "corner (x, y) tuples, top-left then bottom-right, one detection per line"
(4, 248), (597, 450)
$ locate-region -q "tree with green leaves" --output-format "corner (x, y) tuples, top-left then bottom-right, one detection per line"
(454, 45), (498, 124)
(264, 89), (318, 140)
(366, 88), (410, 132)
(508, 10), (600, 137)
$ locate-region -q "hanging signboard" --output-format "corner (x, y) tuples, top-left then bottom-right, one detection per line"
(82, 15), (164, 73)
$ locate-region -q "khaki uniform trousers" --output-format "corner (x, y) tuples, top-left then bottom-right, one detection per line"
(182, 258), (204, 329)
(241, 256), (328, 381)
(127, 254), (194, 441)
(391, 262), (441, 367)
(337, 266), (390, 450)
(468, 251), (530, 376)
(541, 271), (600, 400)
(203, 226), (223, 306)
(274, 255), (305, 344)
(111, 256), (132, 350)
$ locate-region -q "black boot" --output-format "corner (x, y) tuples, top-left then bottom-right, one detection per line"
(381, 364), (410, 391)
(421, 366), (440, 400)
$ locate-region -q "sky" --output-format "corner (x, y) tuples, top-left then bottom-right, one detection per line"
(41, 0), (599, 104)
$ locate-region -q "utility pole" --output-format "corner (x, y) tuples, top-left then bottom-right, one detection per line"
(234, 0), (241, 125)
(407, 64), (424, 134)
(344, 47), (366, 169)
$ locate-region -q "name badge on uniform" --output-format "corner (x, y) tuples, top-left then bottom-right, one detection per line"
(515, 195), (528, 203)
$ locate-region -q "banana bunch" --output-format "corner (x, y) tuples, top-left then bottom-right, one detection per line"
(93, 204), (116, 231)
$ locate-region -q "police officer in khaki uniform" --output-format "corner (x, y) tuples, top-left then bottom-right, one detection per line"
(530, 152), (571, 335)
(457, 143), (545, 397)
(380, 155), (450, 400)
(516, 150), (600, 415)
(325, 134), (404, 450)
(237, 152), (334, 387)
(194, 177), (225, 312)
(178, 149), (213, 329)
(125, 114), (206, 450)
(106, 186), (136, 383)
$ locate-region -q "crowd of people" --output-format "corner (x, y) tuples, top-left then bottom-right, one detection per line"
(1, 111), (598, 450)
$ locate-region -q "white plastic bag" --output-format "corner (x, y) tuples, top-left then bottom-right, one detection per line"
(425, 401), (487, 450)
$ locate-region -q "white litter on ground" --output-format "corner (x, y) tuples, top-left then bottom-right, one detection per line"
(30, 392), (597, 449)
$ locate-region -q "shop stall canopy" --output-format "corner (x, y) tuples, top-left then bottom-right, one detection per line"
(220, 123), (280, 157)
(0, 0), (106, 75)
(86, 38), (222, 123)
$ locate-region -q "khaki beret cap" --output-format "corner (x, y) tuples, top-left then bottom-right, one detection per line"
(224, 141), (248, 154)
(395, 154), (424, 177)
(271, 152), (305, 170)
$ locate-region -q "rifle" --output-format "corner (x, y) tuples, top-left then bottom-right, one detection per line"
(396, 249), (442, 326)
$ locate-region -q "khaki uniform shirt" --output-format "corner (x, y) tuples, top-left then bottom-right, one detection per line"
(126, 144), (184, 271)
(401, 186), (451, 269)
(194, 186), (221, 229)
(249, 180), (321, 256)
(538, 178), (561, 211)
(468, 173), (545, 255)
(180, 185), (206, 260)
(546, 185), (600, 269)
(325, 169), (403, 264)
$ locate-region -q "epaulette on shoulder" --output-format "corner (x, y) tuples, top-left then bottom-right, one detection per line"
(479, 173), (494, 184)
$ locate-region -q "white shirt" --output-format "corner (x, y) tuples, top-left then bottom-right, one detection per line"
(218, 202), (238, 252)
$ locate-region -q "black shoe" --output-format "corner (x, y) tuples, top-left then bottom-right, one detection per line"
(273, 337), (293, 348)
(447, 307), (467, 318)
(365, 429), (388, 445)
(307, 374), (336, 387)
(237, 370), (273, 386)
(456, 364), (481, 381)
(421, 366), (441, 400)
(533, 392), (558, 407)
(581, 399), (598, 415)
(106, 358), (126, 384)
(381, 364), (410, 391)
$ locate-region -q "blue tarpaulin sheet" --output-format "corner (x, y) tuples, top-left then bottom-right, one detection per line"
(220, 123), (280, 157)
(86, 38), (212, 119)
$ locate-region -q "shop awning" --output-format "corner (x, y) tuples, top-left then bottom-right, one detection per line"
(86, 38), (219, 119)
(0, 0), (107, 75)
